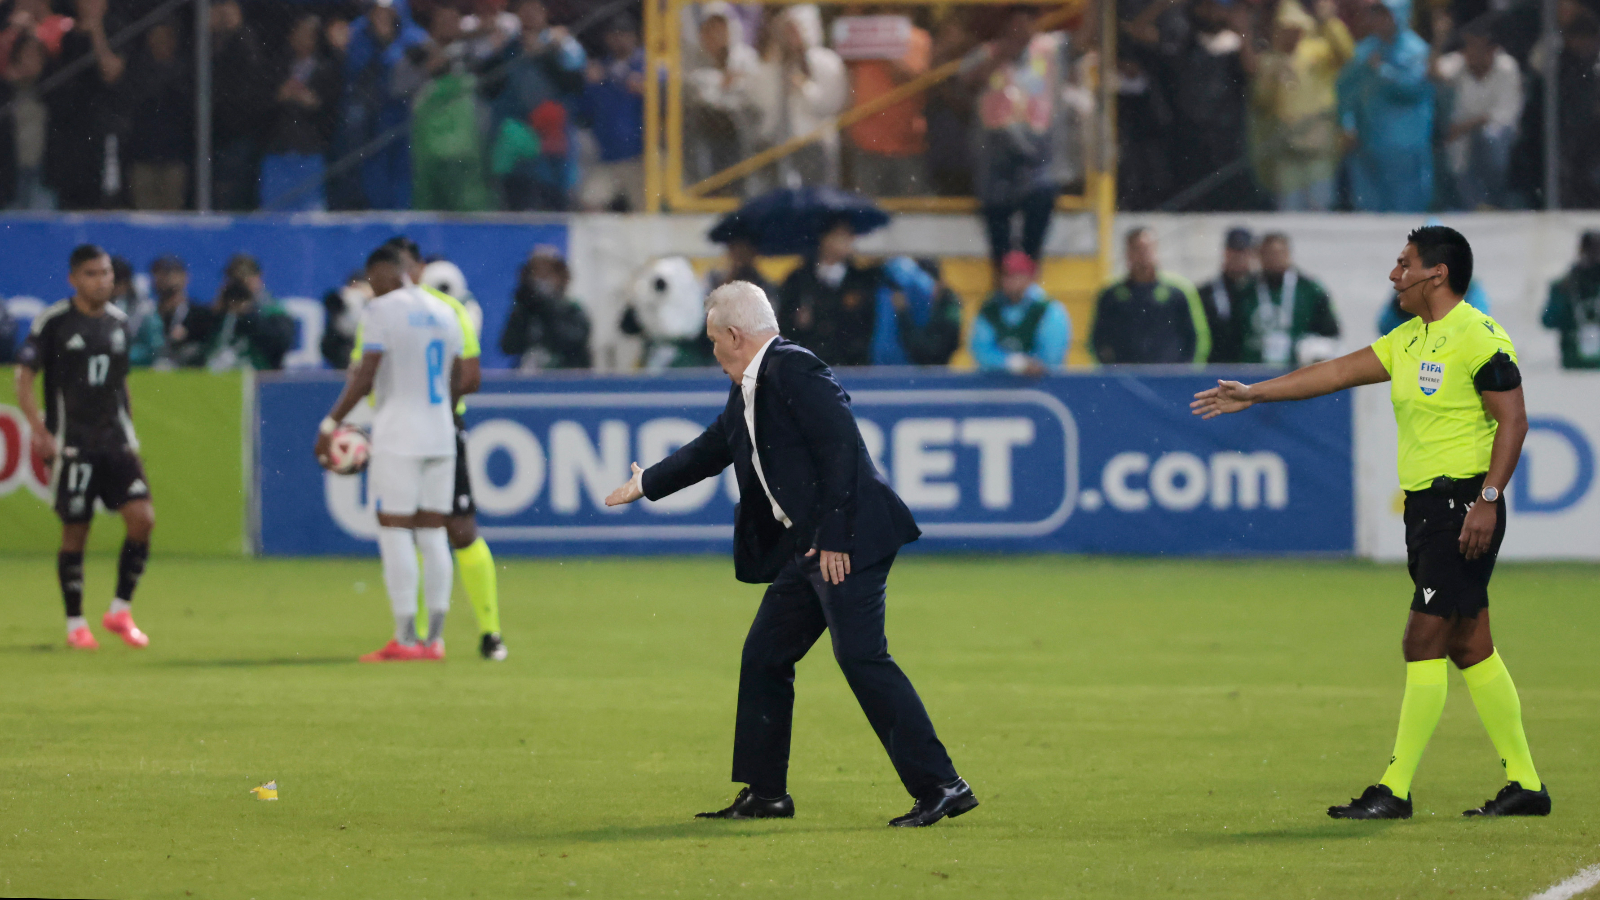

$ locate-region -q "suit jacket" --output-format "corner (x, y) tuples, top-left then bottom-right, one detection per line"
(642, 338), (920, 583)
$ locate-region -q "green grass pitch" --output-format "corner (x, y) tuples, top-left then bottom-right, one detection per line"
(0, 554), (1596, 899)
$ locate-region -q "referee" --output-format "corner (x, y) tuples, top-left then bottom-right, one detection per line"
(1192, 226), (1548, 819)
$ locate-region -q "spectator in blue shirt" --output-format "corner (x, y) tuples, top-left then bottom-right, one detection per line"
(338, 0), (428, 210)
(579, 15), (645, 211)
(970, 251), (1071, 375)
(1336, 0), (1434, 212)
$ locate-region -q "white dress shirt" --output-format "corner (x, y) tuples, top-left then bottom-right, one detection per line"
(742, 335), (792, 528)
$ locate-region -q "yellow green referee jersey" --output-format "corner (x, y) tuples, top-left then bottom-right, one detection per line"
(1370, 300), (1518, 491)
(355, 284), (480, 416)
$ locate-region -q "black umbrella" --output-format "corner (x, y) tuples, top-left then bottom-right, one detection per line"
(708, 187), (891, 256)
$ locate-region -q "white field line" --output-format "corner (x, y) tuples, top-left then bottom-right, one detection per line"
(1528, 864), (1600, 900)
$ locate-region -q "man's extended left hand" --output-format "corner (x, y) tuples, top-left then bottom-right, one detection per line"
(1459, 500), (1497, 560)
(806, 548), (851, 585)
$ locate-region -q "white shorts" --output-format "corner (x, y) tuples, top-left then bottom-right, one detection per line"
(370, 453), (455, 517)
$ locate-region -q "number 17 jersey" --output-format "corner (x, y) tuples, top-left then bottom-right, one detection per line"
(19, 300), (136, 453)
(359, 287), (463, 458)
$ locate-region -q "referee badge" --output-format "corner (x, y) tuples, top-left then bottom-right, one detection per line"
(1418, 361), (1445, 396)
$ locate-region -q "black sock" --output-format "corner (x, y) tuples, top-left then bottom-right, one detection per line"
(749, 784), (786, 800)
(116, 540), (150, 604)
(58, 551), (85, 619)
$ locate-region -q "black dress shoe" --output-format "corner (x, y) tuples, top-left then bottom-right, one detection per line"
(889, 778), (979, 827)
(695, 787), (795, 819)
(1328, 784), (1413, 819)
(1464, 781), (1551, 817)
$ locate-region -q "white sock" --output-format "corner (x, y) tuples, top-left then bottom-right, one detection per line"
(416, 527), (453, 643)
(66, 616), (88, 634)
(378, 527), (420, 645)
(109, 598), (131, 615)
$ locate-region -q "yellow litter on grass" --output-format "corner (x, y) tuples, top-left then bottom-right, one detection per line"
(250, 781), (279, 800)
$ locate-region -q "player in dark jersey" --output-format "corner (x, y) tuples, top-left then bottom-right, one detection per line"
(14, 245), (155, 650)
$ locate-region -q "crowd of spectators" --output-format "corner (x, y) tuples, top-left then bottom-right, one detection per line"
(1117, 0), (1600, 211)
(0, 0), (641, 212)
(11, 0), (1600, 214)
(27, 250), (299, 371)
(5, 225), (1600, 371)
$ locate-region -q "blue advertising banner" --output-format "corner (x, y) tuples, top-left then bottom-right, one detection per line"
(256, 369), (1353, 557)
(0, 214), (567, 370)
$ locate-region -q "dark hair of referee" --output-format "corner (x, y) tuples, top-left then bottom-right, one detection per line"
(1407, 225), (1473, 294)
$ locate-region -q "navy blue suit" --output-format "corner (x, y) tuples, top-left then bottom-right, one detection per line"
(642, 338), (958, 798)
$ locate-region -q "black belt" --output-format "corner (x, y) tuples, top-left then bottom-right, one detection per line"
(1408, 473), (1487, 496)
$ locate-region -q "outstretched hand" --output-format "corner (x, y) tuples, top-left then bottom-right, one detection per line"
(1191, 380), (1255, 420)
(605, 462), (645, 507)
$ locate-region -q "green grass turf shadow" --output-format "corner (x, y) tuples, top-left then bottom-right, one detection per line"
(0, 555), (1595, 899)
(158, 656), (360, 668)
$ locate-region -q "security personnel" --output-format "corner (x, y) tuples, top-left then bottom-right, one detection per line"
(1192, 225), (1548, 820)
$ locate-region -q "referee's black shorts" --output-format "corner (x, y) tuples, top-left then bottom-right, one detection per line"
(451, 415), (476, 518)
(1404, 473), (1506, 619)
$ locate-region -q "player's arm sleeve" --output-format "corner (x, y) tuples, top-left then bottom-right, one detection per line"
(1473, 350), (1522, 393)
(1368, 330), (1395, 375)
(641, 403), (735, 501)
(17, 319), (48, 371)
(357, 307), (385, 355)
(777, 353), (862, 554)
(1471, 326), (1521, 392)
(1034, 302), (1071, 369)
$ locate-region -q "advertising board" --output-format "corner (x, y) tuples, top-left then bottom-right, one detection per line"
(257, 369), (1354, 557)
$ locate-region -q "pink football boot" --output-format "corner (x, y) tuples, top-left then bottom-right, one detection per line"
(359, 640), (426, 662)
(101, 610), (150, 648)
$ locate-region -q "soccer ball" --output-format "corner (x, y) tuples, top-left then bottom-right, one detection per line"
(324, 425), (370, 475)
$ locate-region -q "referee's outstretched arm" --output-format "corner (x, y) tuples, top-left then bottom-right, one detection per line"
(1189, 347), (1390, 419)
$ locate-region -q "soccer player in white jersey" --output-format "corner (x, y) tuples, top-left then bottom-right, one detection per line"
(315, 246), (465, 661)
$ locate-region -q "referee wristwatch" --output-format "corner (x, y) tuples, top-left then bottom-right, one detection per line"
(1480, 485), (1500, 503)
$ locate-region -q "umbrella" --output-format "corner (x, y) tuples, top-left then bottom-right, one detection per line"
(708, 187), (890, 256)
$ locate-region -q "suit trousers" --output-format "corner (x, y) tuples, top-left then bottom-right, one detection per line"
(731, 551), (958, 799)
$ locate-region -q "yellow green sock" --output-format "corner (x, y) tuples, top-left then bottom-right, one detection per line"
(1462, 651), (1541, 790)
(455, 537), (500, 636)
(1378, 658), (1448, 798)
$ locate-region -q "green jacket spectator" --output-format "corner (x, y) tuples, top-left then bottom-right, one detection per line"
(1237, 233), (1340, 367)
(970, 252), (1070, 373)
(1543, 233), (1600, 369)
(500, 247), (591, 370)
(208, 280), (296, 371)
